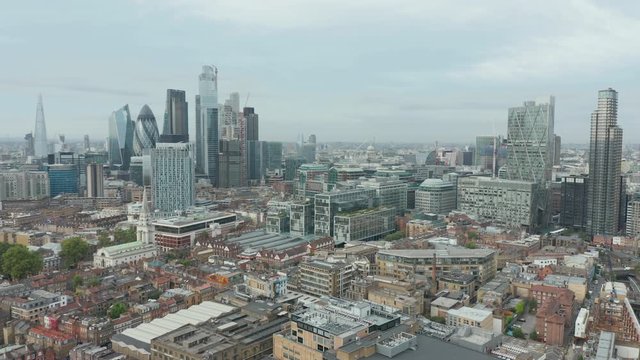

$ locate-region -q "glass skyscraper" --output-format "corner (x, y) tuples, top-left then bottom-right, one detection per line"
(196, 66), (219, 185)
(152, 143), (195, 213)
(587, 88), (623, 235)
(108, 104), (134, 171)
(34, 94), (48, 158)
(161, 89), (189, 143)
(133, 104), (159, 156)
(505, 97), (555, 183)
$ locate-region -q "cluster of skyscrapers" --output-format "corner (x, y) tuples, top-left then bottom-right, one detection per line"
(101, 65), (284, 214)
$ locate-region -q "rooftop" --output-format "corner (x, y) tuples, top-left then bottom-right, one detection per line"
(153, 212), (235, 227)
(378, 247), (495, 259)
(447, 307), (492, 322)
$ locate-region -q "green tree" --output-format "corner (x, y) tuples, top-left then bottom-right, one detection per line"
(467, 231), (478, 240)
(430, 316), (446, 324)
(512, 327), (525, 339)
(97, 232), (111, 247)
(0, 242), (14, 272)
(148, 289), (163, 300)
(515, 301), (525, 315)
(71, 274), (84, 290)
(87, 277), (101, 287)
(529, 298), (537, 313)
(383, 231), (405, 241)
(529, 331), (538, 341)
(60, 237), (90, 269)
(114, 227), (137, 244)
(464, 242), (478, 249)
(1, 245), (43, 280)
(109, 302), (127, 319)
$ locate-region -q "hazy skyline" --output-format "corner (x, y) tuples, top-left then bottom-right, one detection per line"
(2, 0), (640, 143)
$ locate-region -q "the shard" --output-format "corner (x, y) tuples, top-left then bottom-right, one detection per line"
(34, 94), (48, 157)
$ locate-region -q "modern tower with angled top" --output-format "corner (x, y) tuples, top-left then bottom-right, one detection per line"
(587, 88), (623, 235)
(34, 94), (48, 157)
(108, 105), (135, 171)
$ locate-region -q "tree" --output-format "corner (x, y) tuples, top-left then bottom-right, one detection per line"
(528, 298), (537, 313)
(114, 227), (136, 244)
(1, 245), (43, 280)
(109, 302), (127, 319)
(383, 231), (405, 241)
(512, 327), (525, 339)
(464, 242), (478, 249)
(60, 237), (90, 269)
(97, 232), (111, 247)
(515, 301), (525, 315)
(87, 277), (101, 287)
(71, 274), (84, 291)
(467, 231), (478, 240)
(430, 316), (446, 324)
(148, 289), (163, 300)
(529, 331), (538, 341)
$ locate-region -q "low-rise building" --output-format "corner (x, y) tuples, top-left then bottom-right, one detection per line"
(272, 298), (401, 360)
(447, 306), (493, 331)
(333, 207), (395, 243)
(299, 259), (355, 297)
(93, 242), (158, 268)
(376, 247), (497, 285)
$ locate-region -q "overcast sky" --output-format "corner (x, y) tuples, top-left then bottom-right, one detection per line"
(2, 0), (640, 144)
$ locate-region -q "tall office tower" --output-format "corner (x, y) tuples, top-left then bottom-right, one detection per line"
(560, 175), (588, 229)
(587, 88), (623, 235)
(265, 142), (283, 171)
(554, 135), (561, 166)
(161, 89), (189, 143)
(133, 104), (159, 156)
(302, 134), (316, 163)
(195, 66), (219, 184)
(86, 163), (104, 198)
(47, 164), (79, 196)
(505, 97), (555, 183)
(244, 107), (259, 141)
(24, 133), (35, 157)
(107, 105), (134, 171)
(34, 94), (48, 157)
(218, 140), (242, 188)
(152, 143), (195, 213)
(195, 94), (202, 173)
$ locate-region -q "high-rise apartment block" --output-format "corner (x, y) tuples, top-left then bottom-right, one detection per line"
(587, 89), (623, 235)
(0, 170), (49, 201)
(625, 193), (640, 238)
(161, 89), (189, 143)
(151, 143), (195, 213)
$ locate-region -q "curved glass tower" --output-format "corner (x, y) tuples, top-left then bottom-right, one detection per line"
(133, 104), (159, 156)
(108, 105), (134, 171)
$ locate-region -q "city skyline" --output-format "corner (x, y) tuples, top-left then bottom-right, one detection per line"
(2, 1), (640, 143)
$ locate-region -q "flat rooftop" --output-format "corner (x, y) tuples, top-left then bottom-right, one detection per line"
(367, 335), (494, 360)
(153, 212), (235, 227)
(378, 247), (495, 259)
